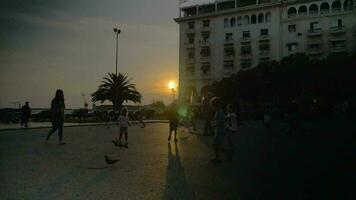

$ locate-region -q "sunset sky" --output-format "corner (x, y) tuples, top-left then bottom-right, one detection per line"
(0, 0), (180, 108)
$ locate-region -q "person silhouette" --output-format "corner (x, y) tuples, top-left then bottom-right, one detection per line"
(168, 102), (179, 142)
(21, 102), (31, 127)
(46, 89), (66, 144)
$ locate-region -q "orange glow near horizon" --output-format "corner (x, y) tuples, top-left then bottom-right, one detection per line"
(168, 81), (177, 91)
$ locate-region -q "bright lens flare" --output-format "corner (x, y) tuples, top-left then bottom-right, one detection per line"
(168, 81), (176, 90)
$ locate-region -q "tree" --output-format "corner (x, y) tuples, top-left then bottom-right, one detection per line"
(91, 73), (142, 111)
(150, 100), (166, 114)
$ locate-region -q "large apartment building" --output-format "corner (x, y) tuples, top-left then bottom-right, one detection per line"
(174, 0), (356, 104)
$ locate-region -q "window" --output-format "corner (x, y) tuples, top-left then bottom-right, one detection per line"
(230, 18), (236, 27)
(309, 4), (319, 16)
(201, 63), (210, 74)
(344, 0), (354, 11)
(258, 13), (264, 23)
(288, 24), (296, 33)
(241, 61), (252, 69)
(337, 19), (343, 27)
(265, 12), (271, 22)
(224, 61), (234, 69)
(200, 47), (210, 57)
(186, 64), (195, 73)
(188, 37), (194, 44)
(243, 31), (250, 38)
(203, 20), (210, 27)
(224, 18), (229, 28)
(310, 22), (320, 30)
(241, 46), (251, 55)
(251, 15), (257, 24)
(287, 43), (298, 52)
(224, 47), (234, 56)
(188, 51), (195, 59)
(288, 7), (297, 18)
(331, 19), (343, 28)
(237, 16), (243, 26)
(188, 22), (195, 29)
(260, 29), (269, 36)
(244, 15), (250, 25)
(298, 6), (307, 16)
(331, 0), (342, 12)
(225, 33), (233, 41)
(320, 2), (330, 14)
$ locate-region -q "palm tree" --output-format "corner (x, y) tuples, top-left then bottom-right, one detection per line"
(92, 73), (142, 111)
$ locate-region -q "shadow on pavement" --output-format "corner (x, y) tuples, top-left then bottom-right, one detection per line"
(164, 142), (193, 200)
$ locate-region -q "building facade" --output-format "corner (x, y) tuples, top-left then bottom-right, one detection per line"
(174, 0), (356, 104)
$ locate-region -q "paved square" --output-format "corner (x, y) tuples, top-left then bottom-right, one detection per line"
(0, 121), (353, 199)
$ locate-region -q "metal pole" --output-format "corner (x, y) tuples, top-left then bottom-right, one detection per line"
(115, 32), (118, 75)
(113, 28), (121, 75)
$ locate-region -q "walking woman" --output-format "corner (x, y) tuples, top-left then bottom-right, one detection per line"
(46, 89), (66, 144)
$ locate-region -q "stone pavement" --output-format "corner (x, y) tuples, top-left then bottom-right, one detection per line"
(0, 120), (168, 131)
(0, 120), (353, 199)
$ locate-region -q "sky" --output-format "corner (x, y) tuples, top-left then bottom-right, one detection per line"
(0, 0), (181, 109)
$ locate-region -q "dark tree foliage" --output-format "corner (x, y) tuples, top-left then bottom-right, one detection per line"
(210, 52), (356, 116)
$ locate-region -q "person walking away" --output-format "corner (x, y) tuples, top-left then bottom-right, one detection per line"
(210, 97), (226, 163)
(133, 108), (146, 128)
(46, 89), (66, 144)
(21, 102), (31, 127)
(202, 96), (214, 136)
(264, 106), (272, 130)
(168, 103), (179, 142)
(226, 104), (237, 161)
(113, 108), (130, 148)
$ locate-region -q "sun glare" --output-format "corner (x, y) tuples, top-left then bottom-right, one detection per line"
(168, 81), (176, 90)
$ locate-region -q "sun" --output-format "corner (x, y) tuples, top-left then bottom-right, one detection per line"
(168, 81), (176, 90)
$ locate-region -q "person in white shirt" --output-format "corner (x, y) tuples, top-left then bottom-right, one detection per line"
(226, 104), (237, 160)
(113, 108), (131, 148)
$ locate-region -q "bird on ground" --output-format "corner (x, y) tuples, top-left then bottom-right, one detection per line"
(104, 155), (119, 165)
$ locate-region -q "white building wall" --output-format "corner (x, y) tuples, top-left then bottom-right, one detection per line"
(176, 0), (356, 104)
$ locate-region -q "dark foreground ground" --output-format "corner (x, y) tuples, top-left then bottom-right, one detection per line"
(0, 119), (354, 199)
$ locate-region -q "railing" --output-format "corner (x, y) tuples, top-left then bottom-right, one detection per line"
(240, 36), (251, 41)
(224, 54), (235, 60)
(329, 26), (346, 33)
(199, 40), (210, 46)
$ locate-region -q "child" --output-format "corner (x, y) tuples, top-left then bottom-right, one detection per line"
(226, 104), (237, 161)
(113, 108), (130, 148)
(168, 103), (179, 142)
(210, 97), (226, 163)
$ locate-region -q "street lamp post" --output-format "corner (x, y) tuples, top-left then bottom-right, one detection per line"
(168, 81), (177, 102)
(113, 28), (121, 75)
(171, 88), (176, 102)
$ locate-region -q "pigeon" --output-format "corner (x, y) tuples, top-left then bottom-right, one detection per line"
(104, 155), (119, 165)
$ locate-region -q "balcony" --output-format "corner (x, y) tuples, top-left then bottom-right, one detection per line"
(185, 28), (195, 34)
(240, 53), (252, 59)
(184, 42), (195, 48)
(199, 40), (210, 47)
(224, 54), (234, 61)
(240, 36), (251, 43)
(330, 45), (347, 53)
(259, 35), (271, 41)
(200, 26), (211, 32)
(307, 38), (323, 45)
(224, 38), (234, 45)
(329, 26), (346, 34)
(185, 58), (195, 64)
(329, 35), (346, 42)
(307, 48), (323, 55)
(308, 28), (322, 36)
(259, 50), (270, 58)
